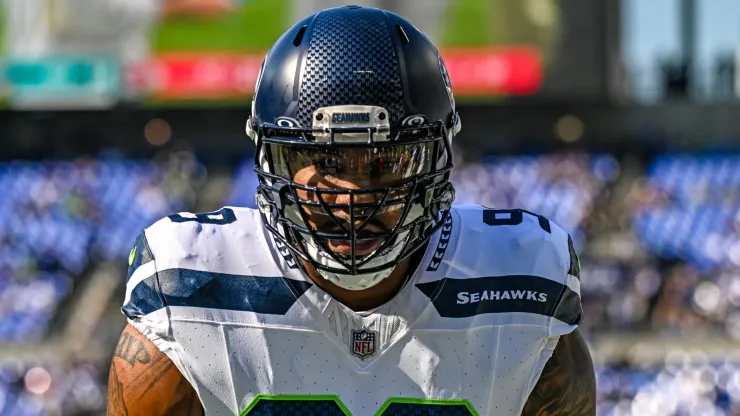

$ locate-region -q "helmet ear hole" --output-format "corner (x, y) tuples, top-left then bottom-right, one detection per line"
(293, 25), (308, 47)
(395, 24), (409, 45)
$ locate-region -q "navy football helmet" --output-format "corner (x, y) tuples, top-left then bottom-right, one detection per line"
(247, 6), (460, 290)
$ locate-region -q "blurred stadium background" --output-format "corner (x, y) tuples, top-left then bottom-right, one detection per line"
(0, 0), (739, 415)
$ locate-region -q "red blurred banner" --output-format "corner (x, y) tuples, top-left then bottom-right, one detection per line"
(127, 47), (542, 100)
(126, 53), (262, 100)
(441, 47), (542, 96)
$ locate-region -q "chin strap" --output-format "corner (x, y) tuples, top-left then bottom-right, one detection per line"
(316, 268), (395, 291)
(258, 198), (400, 291)
(302, 229), (411, 291)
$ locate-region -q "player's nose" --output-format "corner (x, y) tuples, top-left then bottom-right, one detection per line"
(334, 190), (378, 206)
(328, 176), (378, 206)
(329, 184), (381, 228)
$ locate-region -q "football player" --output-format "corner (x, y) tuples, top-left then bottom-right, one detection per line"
(108, 6), (595, 416)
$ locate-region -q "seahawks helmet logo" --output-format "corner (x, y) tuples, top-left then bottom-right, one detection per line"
(401, 115), (428, 127)
(275, 117), (300, 127)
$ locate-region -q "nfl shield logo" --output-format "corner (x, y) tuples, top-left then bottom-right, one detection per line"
(351, 329), (376, 358)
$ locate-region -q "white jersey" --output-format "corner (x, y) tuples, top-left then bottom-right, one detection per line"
(123, 205), (582, 416)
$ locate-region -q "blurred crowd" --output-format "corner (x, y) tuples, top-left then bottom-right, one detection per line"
(0, 152), (206, 415)
(0, 360), (103, 416)
(2, 150), (740, 414)
(0, 152), (205, 344)
(598, 351), (740, 416)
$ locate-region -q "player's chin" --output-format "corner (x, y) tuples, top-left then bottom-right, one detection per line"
(328, 239), (383, 257)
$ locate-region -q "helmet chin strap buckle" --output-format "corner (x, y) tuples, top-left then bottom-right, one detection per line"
(439, 188), (454, 211)
(255, 193), (272, 216)
(418, 184), (454, 215)
(256, 183), (290, 222)
(256, 192), (283, 228)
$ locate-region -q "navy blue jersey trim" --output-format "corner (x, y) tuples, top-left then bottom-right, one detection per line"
(168, 207), (237, 225)
(122, 278), (165, 319)
(567, 235), (580, 280)
(123, 269), (312, 316)
(553, 285), (582, 325)
(416, 275), (582, 320)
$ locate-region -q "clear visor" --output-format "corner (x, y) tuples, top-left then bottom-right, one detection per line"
(267, 141), (435, 245)
(268, 141), (435, 187)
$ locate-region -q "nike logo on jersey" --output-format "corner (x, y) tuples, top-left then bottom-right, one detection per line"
(456, 290), (548, 304)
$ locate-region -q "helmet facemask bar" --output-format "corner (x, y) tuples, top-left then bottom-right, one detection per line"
(261, 140), (437, 275)
(258, 179), (454, 275)
(250, 106), (458, 284)
(288, 180), (423, 274)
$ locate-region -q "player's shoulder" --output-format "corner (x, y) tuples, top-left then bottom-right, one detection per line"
(446, 204), (579, 282)
(146, 206), (259, 241)
(138, 206), (263, 265)
(123, 206), (299, 320)
(415, 205), (582, 327)
(126, 206), (269, 296)
(452, 204), (571, 247)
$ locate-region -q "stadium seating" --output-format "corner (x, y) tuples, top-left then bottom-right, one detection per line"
(451, 153), (619, 240)
(597, 354), (740, 415)
(0, 359), (103, 415)
(634, 154), (740, 270)
(0, 155), (205, 344)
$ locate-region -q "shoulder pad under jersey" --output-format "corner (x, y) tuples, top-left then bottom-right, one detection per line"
(416, 205), (582, 327)
(121, 207), (309, 319)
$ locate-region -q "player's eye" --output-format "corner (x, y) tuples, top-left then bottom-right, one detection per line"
(314, 156), (341, 175)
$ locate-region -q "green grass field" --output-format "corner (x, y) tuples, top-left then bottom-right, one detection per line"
(154, 0), (502, 51)
(444, 0), (500, 47)
(0, 0), (497, 54)
(154, 0), (500, 51)
(153, 0), (288, 51)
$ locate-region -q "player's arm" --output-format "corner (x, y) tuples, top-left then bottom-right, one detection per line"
(521, 328), (596, 416)
(108, 324), (204, 416)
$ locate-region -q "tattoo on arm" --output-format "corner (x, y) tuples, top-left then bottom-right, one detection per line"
(108, 325), (204, 416)
(114, 330), (151, 366)
(521, 329), (596, 416)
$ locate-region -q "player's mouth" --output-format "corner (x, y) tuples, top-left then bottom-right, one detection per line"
(328, 238), (383, 256)
(325, 221), (386, 256)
